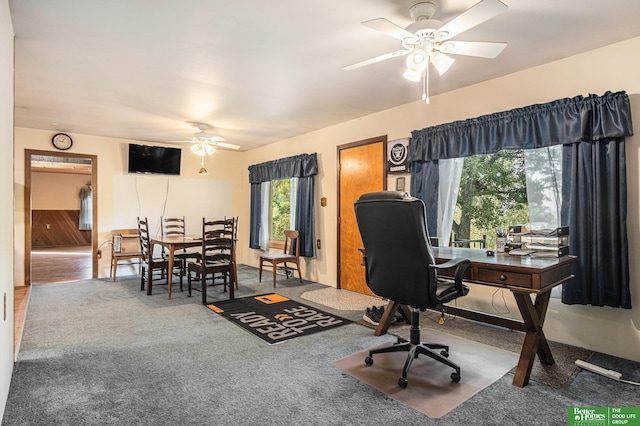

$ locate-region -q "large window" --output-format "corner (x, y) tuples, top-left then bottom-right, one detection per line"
(453, 150), (529, 249)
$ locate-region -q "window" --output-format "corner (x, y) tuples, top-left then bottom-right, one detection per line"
(270, 179), (291, 241)
(269, 178), (298, 242)
(453, 150), (529, 249)
(450, 146), (563, 250)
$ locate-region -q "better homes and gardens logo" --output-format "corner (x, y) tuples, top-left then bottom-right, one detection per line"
(568, 407), (640, 425)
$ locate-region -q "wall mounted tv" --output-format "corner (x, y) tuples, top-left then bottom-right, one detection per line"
(127, 144), (181, 176)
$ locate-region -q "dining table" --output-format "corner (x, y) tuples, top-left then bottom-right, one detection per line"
(149, 234), (202, 299)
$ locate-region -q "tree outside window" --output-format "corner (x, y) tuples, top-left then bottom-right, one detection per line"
(270, 178), (291, 241)
(453, 150), (529, 249)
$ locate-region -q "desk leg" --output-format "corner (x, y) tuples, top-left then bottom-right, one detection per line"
(374, 302), (411, 336)
(511, 291), (554, 387)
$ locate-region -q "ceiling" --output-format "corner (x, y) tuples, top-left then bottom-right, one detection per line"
(10, 0), (640, 151)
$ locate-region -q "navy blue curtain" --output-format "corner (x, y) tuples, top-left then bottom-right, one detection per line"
(249, 183), (262, 249)
(248, 153), (318, 257)
(409, 91), (633, 308)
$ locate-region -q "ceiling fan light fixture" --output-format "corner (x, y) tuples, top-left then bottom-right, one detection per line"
(205, 144), (216, 155)
(407, 48), (429, 68)
(191, 143), (205, 156)
(430, 51), (455, 75)
(403, 67), (422, 82)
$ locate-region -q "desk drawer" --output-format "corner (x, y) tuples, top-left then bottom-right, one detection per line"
(477, 268), (532, 288)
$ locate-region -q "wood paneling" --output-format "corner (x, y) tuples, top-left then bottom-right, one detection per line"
(31, 210), (91, 247)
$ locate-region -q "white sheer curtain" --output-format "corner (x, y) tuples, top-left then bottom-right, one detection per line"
(437, 158), (464, 246)
(259, 181), (271, 250)
(524, 146), (563, 230)
(524, 146), (563, 298)
(79, 185), (92, 230)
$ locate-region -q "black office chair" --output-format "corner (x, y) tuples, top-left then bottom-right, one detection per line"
(354, 191), (471, 388)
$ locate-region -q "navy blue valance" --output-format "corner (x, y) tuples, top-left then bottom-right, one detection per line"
(409, 91), (633, 162)
(248, 153), (318, 183)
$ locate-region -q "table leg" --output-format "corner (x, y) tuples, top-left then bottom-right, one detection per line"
(167, 246), (174, 300)
(511, 291), (554, 387)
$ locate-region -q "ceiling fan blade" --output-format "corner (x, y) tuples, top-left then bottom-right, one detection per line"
(436, 0), (507, 41)
(343, 49), (410, 70)
(438, 40), (507, 58)
(203, 135), (227, 142)
(362, 18), (414, 41)
(212, 141), (241, 150)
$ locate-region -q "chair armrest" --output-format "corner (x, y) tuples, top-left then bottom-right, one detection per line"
(430, 257), (471, 297)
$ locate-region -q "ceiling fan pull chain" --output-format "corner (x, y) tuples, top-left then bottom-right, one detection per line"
(422, 65), (430, 104)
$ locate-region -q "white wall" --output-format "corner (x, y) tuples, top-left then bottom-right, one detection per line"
(235, 37), (640, 362)
(0, 0), (13, 417)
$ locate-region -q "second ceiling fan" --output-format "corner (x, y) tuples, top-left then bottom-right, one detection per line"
(170, 123), (241, 155)
(344, 0), (508, 103)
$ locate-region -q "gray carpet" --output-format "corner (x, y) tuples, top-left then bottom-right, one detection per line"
(4, 265), (640, 425)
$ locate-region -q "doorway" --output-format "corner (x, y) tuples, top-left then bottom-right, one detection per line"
(24, 149), (98, 285)
(337, 136), (386, 295)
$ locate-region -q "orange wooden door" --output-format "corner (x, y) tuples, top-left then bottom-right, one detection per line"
(338, 137), (385, 295)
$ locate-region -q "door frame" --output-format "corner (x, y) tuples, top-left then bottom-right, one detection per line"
(24, 149), (98, 285)
(336, 135), (387, 289)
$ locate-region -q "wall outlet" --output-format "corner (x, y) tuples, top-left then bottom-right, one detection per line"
(316, 239), (321, 249)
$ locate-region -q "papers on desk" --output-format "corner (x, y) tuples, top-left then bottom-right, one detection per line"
(507, 249), (535, 256)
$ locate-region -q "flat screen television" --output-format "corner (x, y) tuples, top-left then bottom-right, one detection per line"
(127, 144), (181, 175)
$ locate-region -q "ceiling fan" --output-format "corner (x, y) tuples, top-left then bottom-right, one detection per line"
(170, 123), (241, 154)
(343, 0), (508, 103)
(169, 123), (240, 175)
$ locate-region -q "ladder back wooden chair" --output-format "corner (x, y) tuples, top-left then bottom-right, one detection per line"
(138, 217), (183, 295)
(186, 218), (237, 304)
(161, 216), (201, 276)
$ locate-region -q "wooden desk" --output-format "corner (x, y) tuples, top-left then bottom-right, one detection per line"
(374, 247), (576, 388)
(150, 235), (202, 300)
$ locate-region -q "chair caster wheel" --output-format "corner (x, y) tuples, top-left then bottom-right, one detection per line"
(364, 356), (373, 366)
(440, 350), (449, 358)
(451, 372), (461, 383)
(398, 377), (408, 388)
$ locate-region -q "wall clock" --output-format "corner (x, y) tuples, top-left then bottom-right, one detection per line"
(52, 133), (73, 150)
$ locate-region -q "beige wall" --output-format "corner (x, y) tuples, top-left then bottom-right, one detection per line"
(0, 0), (13, 416)
(31, 172), (90, 210)
(14, 129), (244, 282)
(235, 37), (640, 362)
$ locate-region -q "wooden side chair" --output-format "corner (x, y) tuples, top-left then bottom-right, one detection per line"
(187, 218), (237, 304)
(161, 216), (200, 275)
(138, 217), (183, 295)
(259, 229), (302, 287)
(109, 228), (142, 281)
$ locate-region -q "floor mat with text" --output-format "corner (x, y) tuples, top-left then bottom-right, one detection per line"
(207, 293), (349, 344)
